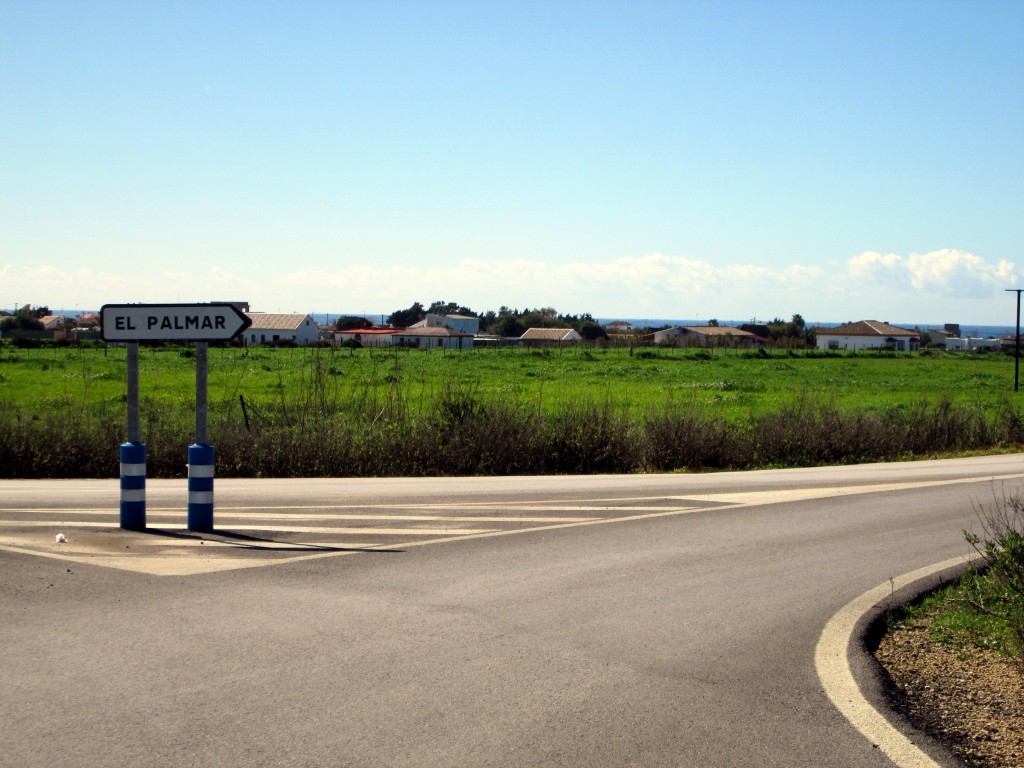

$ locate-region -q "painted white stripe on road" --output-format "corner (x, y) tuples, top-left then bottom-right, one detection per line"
(4, 473), (1021, 579)
(685, 474), (1024, 506)
(815, 557), (969, 768)
(0, 521), (498, 535)
(3, 508), (601, 523)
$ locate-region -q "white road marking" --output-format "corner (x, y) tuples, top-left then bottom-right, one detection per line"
(0, 520), (498, 535)
(815, 557), (969, 768)
(2, 473), (1020, 577)
(0, 542), (367, 576)
(684, 473), (1024, 505)
(0, 508), (600, 523)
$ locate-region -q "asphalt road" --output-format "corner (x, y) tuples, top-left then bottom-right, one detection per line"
(3, 455), (1022, 767)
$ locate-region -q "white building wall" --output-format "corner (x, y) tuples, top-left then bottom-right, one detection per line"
(336, 331), (395, 347)
(944, 337), (1001, 352)
(653, 327), (684, 344)
(818, 334), (916, 352)
(422, 314), (480, 335)
(246, 315), (320, 345)
(391, 333), (473, 349)
(294, 318), (320, 346)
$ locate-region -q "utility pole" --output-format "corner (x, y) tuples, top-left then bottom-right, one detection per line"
(1006, 289), (1023, 392)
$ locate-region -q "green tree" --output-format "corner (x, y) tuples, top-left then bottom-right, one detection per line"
(0, 313), (44, 331)
(335, 315), (372, 331)
(427, 300), (475, 317)
(479, 310), (498, 330)
(491, 314), (525, 338)
(764, 312), (813, 348)
(387, 302), (425, 328)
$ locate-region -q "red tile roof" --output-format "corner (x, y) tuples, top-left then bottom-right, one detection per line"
(819, 321), (917, 337)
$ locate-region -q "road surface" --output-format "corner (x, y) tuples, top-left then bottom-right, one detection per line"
(3, 455), (1021, 767)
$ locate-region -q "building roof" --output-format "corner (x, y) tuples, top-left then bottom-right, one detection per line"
(819, 321), (918, 337)
(521, 327), (579, 341)
(681, 325), (758, 337)
(394, 326), (473, 337)
(408, 313), (480, 329)
(39, 315), (65, 330)
(336, 328), (398, 336)
(246, 313), (312, 331)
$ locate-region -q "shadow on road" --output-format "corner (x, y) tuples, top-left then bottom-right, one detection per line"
(139, 527), (406, 554)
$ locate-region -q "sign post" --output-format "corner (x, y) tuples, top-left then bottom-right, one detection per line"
(101, 303), (252, 532)
(119, 343), (146, 530)
(188, 342), (215, 531)
(101, 303), (251, 344)
(1007, 289), (1022, 393)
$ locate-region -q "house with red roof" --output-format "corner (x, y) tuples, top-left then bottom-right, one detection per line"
(391, 325), (474, 350)
(335, 327), (399, 347)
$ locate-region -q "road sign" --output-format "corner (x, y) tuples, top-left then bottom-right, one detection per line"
(100, 303), (252, 342)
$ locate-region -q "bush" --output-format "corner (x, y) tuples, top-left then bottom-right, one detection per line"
(2, 387), (1024, 479)
(644, 407), (741, 471)
(962, 491), (1024, 657)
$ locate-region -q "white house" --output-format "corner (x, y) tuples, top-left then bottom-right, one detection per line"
(603, 320), (633, 334)
(38, 315), (66, 331)
(653, 325), (761, 348)
(944, 337), (1001, 352)
(816, 321), (920, 352)
(520, 328), (583, 344)
(335, 328), (398, 347)
(408, 313), (481, 335)
(391, 326), (474, 350)
(245, 313), (320, 346)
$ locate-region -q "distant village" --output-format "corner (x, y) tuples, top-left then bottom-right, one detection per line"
(0, 302), (1015, 353)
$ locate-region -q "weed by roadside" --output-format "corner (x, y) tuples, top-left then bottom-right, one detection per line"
(961, 489), (1024, 660)
(876, 489), (1024, 768)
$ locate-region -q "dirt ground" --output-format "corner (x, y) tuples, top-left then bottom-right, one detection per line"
(875, 619), (1023, 768)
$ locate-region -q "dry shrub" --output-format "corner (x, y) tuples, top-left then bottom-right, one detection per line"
(643, 408), (742, 471)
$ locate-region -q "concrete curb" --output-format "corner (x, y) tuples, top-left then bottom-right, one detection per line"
(815, 557), (979, 768)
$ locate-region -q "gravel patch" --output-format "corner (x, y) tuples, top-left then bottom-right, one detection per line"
(875, 616), (1024, 768)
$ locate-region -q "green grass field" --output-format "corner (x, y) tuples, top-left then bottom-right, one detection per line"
(1, 343), (1017, 418)
(2, 342), (1022, 479)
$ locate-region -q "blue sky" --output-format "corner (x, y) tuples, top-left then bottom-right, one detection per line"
(2, 1), (1022, 324)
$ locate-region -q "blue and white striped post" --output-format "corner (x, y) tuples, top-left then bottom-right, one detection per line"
(188, 342), (214, 531)
(119, 441), (146, 530)
(187, 443), (215, 531)
(119, 342), (146, 530)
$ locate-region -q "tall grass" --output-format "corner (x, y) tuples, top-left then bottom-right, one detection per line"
(2, 378), (1022, 478)
(2, 343), (1022, 478)
(962, 490), (1024, 658)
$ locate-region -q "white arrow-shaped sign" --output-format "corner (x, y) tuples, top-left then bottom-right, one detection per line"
(100, 303), (253, 342)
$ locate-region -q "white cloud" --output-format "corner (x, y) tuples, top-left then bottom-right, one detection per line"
(841, 249), (1017, 300)
(1, 248), (1017, 324)
(846, 251), (905, 283)
(906, 249), (1016, 298)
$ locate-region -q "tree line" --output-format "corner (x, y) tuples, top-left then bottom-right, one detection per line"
(335, 301), (817, 345)
(336, 300), (610, 340)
